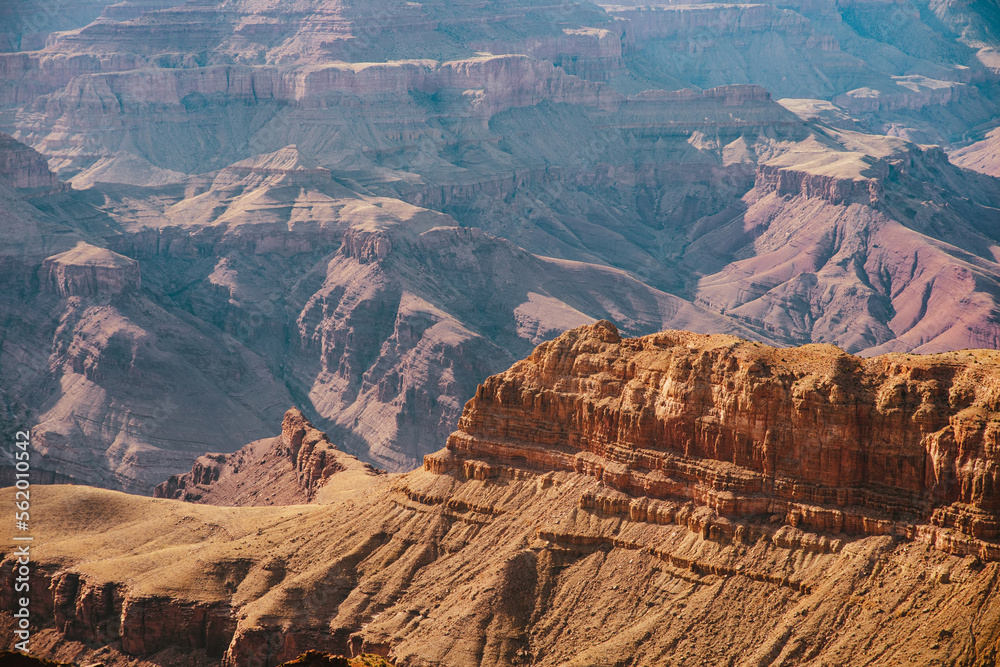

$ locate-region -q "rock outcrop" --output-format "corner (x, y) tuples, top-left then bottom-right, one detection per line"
(40, 242), (140, 297)
(833, 77), (974, 115)
(754, 160), (885, 206)
(223, 146), (332, 184)
(0, 131), (63, 193)
(154, 408), (384, 506)
(431, 322), (1000, 559)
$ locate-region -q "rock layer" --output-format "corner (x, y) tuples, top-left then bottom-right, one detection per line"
(5, 353), (1000, 666)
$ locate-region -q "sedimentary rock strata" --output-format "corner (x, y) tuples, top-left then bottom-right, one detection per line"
(432, 322), (1000, 559)
(1, 0), (1000, 662)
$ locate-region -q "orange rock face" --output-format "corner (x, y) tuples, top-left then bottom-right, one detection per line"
(433, 321), (1000, 558)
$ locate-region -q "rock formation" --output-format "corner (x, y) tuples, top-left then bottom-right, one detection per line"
(40, 242), (140, 297)
(154, 408), (384, 506)
(4, 325), (1000, 666)
(0, 132), (63, 192)
(434, 321), (1000, 558)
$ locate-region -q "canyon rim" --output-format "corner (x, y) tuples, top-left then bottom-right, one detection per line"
(3, 0), (1000, 664)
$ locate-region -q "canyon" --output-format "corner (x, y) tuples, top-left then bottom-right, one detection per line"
(4, 323), (1000, 666)
(4, 0), (1000, 664)
(0, 131), (765, 486)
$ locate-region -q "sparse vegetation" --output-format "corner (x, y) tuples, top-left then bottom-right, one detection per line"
(277, 651), (394, 667)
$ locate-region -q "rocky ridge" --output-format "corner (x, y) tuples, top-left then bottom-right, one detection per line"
(154, 408), (385, 506)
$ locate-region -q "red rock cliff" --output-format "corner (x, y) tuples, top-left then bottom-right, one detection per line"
(430, 321), (1000, 558)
